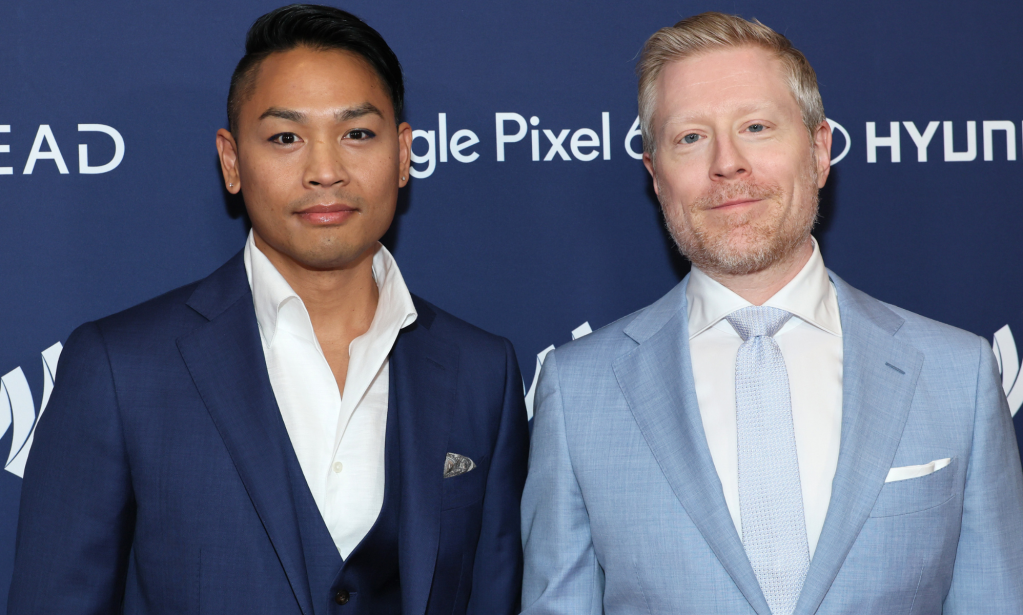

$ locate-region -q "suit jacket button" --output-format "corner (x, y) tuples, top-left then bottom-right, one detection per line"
(334, 590), (350, 605)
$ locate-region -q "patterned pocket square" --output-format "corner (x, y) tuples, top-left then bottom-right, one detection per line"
(444, 452), (476, 478)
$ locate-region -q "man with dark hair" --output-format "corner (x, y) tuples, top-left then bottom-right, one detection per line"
(9, 5), (528, 614)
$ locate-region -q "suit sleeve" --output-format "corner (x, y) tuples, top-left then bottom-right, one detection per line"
(943, 336), (1023, 613)
(7, 322), (136, 615)
(466, 338), (529, 615)
(520, 351), (603, 615)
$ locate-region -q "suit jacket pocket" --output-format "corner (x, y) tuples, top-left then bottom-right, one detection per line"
(870, 457), (958, 518)
(441, 454), (488, 510)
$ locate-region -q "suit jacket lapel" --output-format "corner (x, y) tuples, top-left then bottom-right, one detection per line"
(794, 273), (923, 615)
(176, 253), (317, 615)
(392, 299), (458, 615)
(613, 279), (773, 615)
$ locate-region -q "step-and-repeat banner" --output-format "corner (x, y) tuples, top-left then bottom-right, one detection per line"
(2, 0), (1021, 606)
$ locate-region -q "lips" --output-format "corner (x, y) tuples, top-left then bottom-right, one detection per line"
(712, 198), (761, 210)
(295, 203), (357, 225)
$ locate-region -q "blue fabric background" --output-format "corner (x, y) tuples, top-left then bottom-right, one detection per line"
(2, 1), (1021, 607)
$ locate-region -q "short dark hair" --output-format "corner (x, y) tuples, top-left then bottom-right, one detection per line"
(226, 4), (404, 134)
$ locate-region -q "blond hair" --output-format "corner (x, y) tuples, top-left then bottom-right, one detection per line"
(637, 12), (825, 156)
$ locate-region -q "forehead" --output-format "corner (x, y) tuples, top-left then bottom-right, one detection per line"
(655, 46), (797, 124)
(245, 47), (391, 117)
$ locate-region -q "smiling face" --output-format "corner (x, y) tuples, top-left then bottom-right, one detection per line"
(643, 46), (831, 278)
(217, 46), (411, 271)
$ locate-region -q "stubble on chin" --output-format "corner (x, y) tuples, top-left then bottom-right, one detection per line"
(280, 190), (384, 270)
(663, 163), (820, 278)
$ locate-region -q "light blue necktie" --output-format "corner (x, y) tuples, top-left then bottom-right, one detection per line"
(726, 306), (809, 615)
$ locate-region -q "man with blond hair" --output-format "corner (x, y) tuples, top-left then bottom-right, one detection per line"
(521, 11), (1023, 615)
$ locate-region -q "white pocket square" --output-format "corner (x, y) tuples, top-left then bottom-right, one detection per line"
(885, 458), (951, 483)
(443, 452), (476, 478)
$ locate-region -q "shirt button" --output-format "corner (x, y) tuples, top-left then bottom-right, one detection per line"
(334, 590), (350, 605)
(333, 461), (343, 474)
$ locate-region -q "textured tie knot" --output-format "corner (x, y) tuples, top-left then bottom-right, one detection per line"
(725, 306), (792, 341)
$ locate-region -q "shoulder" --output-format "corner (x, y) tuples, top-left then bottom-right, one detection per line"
(884, 302), (990, 381)
(831, 271), (986, 364)
(548, 279), (687, 375)
(885, 303), (982, 350)
(80, 253), (247, 355)
(93, 282), (202, 336)
(54, 280), (206, 391)
(411, 294), (515, 361)
(549, 310), (642, 371)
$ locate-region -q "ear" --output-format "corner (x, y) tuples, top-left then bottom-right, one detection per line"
(216, 129), (241, 194)
(396, 122), (412, 187)
(812, 121), (832, 188)
(643, 151), (660, 196)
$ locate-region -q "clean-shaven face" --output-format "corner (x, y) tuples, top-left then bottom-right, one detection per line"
(643, 46), (831, 277)
(227, 46), (411, 270)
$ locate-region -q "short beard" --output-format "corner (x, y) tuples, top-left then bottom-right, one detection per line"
(663, 155), (820, 278)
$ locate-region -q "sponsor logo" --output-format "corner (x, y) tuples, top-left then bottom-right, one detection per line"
(1, 343), (62, 478)
(861, 120), (1018, 164)
(409, 111), (625, 178)
(0, 124), (124, 175)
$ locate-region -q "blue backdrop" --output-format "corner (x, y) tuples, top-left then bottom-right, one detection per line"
(2, 1), (1022, 607)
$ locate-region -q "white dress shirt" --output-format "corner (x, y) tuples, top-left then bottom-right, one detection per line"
(686, 237), (843, 558)
(244, 231), (417, 559)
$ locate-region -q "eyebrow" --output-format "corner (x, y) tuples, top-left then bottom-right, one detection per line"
(257, 103), (385, 124)
(335, 102), (384, 122)
(259, 107), (305, 123)
(663, 101), (780, 127)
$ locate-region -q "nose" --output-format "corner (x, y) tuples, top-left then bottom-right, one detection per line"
(709, 133), (750, 181)
(303, 137), (348, 188)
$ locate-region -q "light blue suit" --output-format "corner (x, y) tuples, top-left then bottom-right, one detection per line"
(521, 272), (1023, 614)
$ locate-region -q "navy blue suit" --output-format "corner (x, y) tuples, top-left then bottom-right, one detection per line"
(8, 252), (529, 615)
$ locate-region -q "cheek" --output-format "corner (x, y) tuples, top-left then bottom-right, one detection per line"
(655, 159), (701, 202)
(237, 161), (295, 230)
(239, 150), (298, 201)
(249, 153), (296, 183)
(354, 158), (400, 204)
(353, 160), (396, 193)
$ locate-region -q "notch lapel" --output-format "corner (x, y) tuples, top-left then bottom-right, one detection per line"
(176, 254), (317, 615)
(612, 280), (772, 615)
(793, 273), (923, 615)
(392, 300), (458, 615)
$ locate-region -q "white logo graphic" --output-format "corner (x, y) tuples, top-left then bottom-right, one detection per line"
(524, 322), (592, 420)
(827, 119), (851, 164)
(865, 120), (1018, 163)
(0, 124), (124, 175)
(994, 325), (1023, 417)
(1, 342), (62, 478)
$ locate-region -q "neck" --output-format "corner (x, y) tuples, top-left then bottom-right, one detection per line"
(253, 233), (379, 340)
(706, 239), (814, 306)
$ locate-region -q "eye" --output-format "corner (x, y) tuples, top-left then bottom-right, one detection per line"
(269, 132), (299, 145)
(682, 133), (700, 144)
(346, 129), (376, 141)
(748, 123), (765, 133)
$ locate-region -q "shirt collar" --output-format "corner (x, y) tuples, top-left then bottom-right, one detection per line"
(243, 230), (418, 349)
(685, 237), (841, 339)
